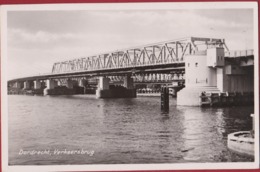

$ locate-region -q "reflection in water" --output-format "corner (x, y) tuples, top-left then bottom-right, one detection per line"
(8, 95), (254, 165)
(181, 107), (205, 162)
(179, 107), (225, 162)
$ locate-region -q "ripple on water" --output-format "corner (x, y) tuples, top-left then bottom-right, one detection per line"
(8, 95), (254, 165)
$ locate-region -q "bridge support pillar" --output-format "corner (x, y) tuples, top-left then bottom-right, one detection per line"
(177, 53), (220, 106)
(123, 75), (134, 89)
(98, 77), (110, 90)
(44, 79), (79, 95)
(96, 76), (136, 98)
(66, 79), (74, 89)
(43, 79), (58, 95)
(79, 79), (87, 87)
(34, 80), (41, 89)
(13, 81), (22, 89)
(46, 79), (57, 89)
(79, 79), (93, 94)
(96, 77), (110, 98)
(23, 81), (30, 90)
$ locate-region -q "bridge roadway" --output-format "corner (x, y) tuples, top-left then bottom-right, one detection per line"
(8, 62), (184, 83)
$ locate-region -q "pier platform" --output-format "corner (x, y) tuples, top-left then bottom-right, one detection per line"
(96, 88), (136, 98)
(200, 92), (254, 106)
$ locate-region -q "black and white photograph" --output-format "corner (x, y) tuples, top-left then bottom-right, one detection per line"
(1, 2), (259, 171)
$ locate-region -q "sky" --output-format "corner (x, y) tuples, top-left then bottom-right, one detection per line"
(7, 8), (254, 80)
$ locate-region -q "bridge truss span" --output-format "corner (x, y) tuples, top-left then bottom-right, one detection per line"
(51, 37), (228, 74)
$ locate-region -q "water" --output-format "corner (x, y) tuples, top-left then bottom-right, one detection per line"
(8, 95), (254, 165)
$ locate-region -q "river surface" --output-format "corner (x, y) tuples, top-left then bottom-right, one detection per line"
(8, 95), (254, 165)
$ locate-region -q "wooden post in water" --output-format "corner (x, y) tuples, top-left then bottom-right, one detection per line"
(161, 87), (169, 112)
(251, 114), (254, 138)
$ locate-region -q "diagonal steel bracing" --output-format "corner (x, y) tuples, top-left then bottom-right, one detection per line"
(51, 37), (228, 74)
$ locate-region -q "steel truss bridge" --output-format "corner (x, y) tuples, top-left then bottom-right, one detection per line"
(8, 36), (253, 85)
(51, 37), (228, 75)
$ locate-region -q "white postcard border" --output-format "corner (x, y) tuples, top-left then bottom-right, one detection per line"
(1, 2), (259, 171)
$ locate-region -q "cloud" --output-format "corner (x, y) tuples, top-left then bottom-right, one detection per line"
(8, 28), (76, 44)
(8, 10), (253, 50)
(7, 9), (254, 79)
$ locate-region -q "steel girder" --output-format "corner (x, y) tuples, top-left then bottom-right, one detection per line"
(108, 73), (185, 82)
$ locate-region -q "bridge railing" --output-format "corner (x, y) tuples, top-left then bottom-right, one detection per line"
(225, 49), (254, 58)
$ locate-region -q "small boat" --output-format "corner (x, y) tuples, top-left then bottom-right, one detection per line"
(227, 114), (254, 157)
(227, 131), (254, 157)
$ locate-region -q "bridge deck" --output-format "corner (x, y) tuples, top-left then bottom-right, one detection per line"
(8, 62), (185, 82)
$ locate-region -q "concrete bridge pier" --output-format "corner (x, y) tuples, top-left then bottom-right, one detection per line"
(79, 79), (87, 87)
(32, 80), (45, 95)
(43, 78), (90, 95)
(99, 77), (110, 90)
(177, 48), (223, 106)
(13, 81), (22, 89)
(23, 81), (30, 90)
(34, 80), (41, 89)
(96, 77), (110, 98)
(47, 79), (58, 89)
(96, 76), (136, 98)
(123, 75), (134, 89)
(70, 79), (85, 94)
(177, 47), (254, 106)
(43, 79), (58, 95)
(78, 79), (93, 94)
(66, 79), (74, 89)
